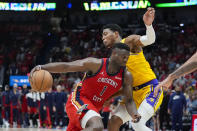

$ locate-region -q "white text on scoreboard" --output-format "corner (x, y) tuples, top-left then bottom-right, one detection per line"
(83, 0), (151, 11)
(0, 2), (56, 11)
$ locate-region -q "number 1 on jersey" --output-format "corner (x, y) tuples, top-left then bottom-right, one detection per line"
(100, 86), (107, 96)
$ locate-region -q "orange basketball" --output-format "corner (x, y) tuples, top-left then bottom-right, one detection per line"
(30, 70), (53, 92)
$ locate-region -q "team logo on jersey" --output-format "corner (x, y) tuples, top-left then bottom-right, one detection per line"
(115, 76), (121, 80)
(148, 98), (155, 103)
(97, 77), (118, 88)
(100, 71), (104, 76)
(173, 95), (180, 100)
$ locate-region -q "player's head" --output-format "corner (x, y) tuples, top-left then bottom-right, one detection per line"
(56, 85), (62, 92)
(110, 43), (130, 67)
(102, 24), (123, 48)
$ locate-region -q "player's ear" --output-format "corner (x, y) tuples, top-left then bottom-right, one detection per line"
(114, 31), (119, 38)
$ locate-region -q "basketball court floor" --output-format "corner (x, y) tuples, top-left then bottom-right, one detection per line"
(0, 128), (64, 131)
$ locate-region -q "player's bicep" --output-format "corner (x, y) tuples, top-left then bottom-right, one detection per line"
(63, 57), (99, 72)
(122, 70), (133, 100)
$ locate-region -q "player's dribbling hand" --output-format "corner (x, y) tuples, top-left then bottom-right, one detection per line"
(131, 113), (141, 123)
(29, 65), (41, 82)
(153, 76), (174, 97)
(143, 7), (155, 26)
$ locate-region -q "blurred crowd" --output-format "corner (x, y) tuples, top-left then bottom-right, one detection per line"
(0, 13), (196, 130)
(0, 83), (68, 129)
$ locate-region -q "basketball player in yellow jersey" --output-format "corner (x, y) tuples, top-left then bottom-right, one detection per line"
(102, 8), (163, 131)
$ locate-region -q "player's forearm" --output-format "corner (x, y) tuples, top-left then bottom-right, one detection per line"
(125, 98), (138, 116)
(169, 52), (197, 80)
(170, 61), (197, 80)
(41, 62), (70, 73)
(140, 25), (156, 46)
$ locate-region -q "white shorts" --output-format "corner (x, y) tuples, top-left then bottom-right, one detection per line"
(112, 99), (154, 124)
(112, 103), (132, 124)
(81, 110), (101, 128)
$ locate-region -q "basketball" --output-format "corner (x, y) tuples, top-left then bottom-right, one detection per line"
(30, 70), (53, 92)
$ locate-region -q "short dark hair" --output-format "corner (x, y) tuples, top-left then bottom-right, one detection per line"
(102, 24), (123, 37)
(112, 43), (130, 52)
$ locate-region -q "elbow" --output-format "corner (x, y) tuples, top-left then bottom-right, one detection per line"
(149, 35), (156, 44)
(140, 35), (155, 46)
(148, 40), (155, 45)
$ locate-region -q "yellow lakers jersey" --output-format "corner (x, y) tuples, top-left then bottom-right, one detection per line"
(121, 38), (156, 87)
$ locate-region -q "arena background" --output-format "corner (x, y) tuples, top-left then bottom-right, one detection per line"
(0, 0), (196, 130)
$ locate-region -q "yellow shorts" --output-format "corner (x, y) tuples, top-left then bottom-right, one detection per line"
(121, 79), (163, 112)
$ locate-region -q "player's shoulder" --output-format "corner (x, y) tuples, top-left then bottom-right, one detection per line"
(83, 57), (101, 63)
(124, 34), (141, 43)
(84, 57), (101, 62)
(83, 57), (103, 73)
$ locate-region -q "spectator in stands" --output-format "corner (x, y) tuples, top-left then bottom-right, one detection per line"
(0, 63), (4, 86)
(26, 91), (38, 128)
(45, 88), (55, 128)
(54, 85), (67, 128)
(2, 85), (10, 128)
(159, 89), (171, 130)
(189, 94), (197, 114)
(0, 88), (3, 127)
(21, 84), (29, 127)
(39, 92), (47, 128)
(10, 83), (21, 127)
(168, 86), (186, 131)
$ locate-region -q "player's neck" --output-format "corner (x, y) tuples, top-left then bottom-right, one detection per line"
(115, 37), (122, 43)
(108, 59), (120, 74)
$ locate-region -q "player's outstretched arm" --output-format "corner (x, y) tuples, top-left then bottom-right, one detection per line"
(154, 51), (197, 97)
(30, 57), (101, 76)
(123, 70), (141, 123)
(125, 7), (156, 52)
(169, 51), (197, 79)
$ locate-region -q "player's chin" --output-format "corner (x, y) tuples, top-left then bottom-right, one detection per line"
(104, 42), (112, 48)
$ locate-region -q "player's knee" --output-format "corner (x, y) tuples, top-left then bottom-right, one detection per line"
(85, 116), (104, 131)
(93, 125), (104, 131)
(108, 115), (123, 128)
(90, 121), (104, 131)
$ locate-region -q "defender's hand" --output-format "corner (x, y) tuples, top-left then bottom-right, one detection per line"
(153, 76), (173, 97)
(131, 113), (141, 123)
(143, 7), (155, 26)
